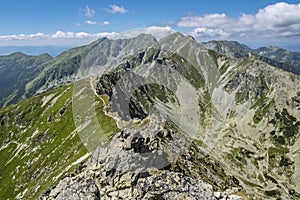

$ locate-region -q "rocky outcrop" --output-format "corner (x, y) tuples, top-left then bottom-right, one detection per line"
(43, 177), (100, 200)
(41, 116), (245, 199)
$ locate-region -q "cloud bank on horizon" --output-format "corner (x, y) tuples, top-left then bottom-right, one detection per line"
(181, 2), (300, 39)
(0, 27), (175, 46)
(0, 2), (299, 46)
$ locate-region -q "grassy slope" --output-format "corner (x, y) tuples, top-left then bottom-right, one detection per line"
(0, 53), (52, 107)
(0, 84), (119, 199)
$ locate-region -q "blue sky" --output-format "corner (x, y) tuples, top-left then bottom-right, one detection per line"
(0, 0), (300, 48)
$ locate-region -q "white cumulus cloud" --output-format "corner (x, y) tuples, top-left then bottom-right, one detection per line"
(85, 20), (97, 25)
(191, 27), (230, 38)
(107, 5), (128, 14)
(85, 20), (110, 26)
(178, 13), (232, 28)
(120, 26), (176, 39)
(102, 21), (110, 25)
(0, 27), (176, 46)
(178, 2), (300, 40)
(80, 6), (96, 17)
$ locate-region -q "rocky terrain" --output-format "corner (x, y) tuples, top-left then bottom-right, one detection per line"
(255, 46), (300, 74)
(203, 40), (300, 75)
(41, 115), (246, 200)
(0, 33), (299, 199)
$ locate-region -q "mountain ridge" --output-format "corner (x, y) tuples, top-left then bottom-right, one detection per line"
(203, 40), (300, 75)
(1, 33), (299, 108)
(0, 52), (53, 107)
(0, 32), (299, 199)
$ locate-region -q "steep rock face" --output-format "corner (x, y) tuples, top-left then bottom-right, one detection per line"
(95, 47), (205, 120)
(159, 33), (219, 89)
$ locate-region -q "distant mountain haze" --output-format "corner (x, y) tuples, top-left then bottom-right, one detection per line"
(0, 46), (73, 57)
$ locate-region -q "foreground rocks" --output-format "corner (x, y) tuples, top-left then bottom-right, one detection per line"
(41, 116), (246, 200)
(46, 177), (100, 200)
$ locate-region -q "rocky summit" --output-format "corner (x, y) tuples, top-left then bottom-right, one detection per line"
(0, 33), (299, 200)
(41, 116), (245, 200)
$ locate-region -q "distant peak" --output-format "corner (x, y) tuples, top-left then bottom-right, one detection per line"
(92, 33), (157, 44)
(134, 33), (157, 41)
(256, 46), (283, 52)
(159, 32), (193, 44)
(204, 40), (244, 46)
(39, 53), (53, 59)
(9, 52), (28, 57)
(268, 46), (280, 50)
(164, 32), (185, 39)
(94, 37), (109, 43)
(170, 32), (185, 37)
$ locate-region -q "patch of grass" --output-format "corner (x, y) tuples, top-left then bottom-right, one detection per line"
(273, 108), (299, 146)
(168, 53), (205, 89)
(235, 90), (248, 104)
(207, 49), (219, 67)
(95, 95), (120, 141)
(0, 84), (96, 199)
(193, 139), (208, 149)
(226, 152), (243, 168)
(268, 146), (289, 155)
(219, 60), (230, 75)
(228, 147), (254, 166)
(240, 177), (262, 188)
(264, 189), (281, 197)
(263, 173), (278, 184)
(252, 99), (274, 124)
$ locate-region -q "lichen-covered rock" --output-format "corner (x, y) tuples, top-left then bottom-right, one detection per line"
(136, 171), (215, 199)
(41, 176), (100, 200)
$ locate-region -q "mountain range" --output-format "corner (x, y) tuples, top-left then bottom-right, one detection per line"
(0, 46), (72, 57)
(0, 33), (299, 199)
(1, 35), (299, 109)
